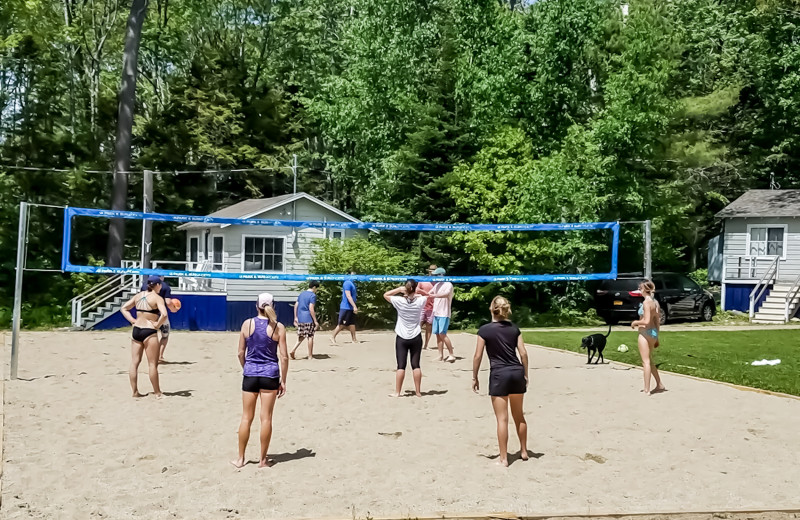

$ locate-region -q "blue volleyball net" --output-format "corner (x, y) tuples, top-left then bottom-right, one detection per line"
(61, 206), (619, 283)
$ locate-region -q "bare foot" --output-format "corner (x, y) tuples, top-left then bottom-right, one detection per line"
(154, 393), (164, 399)
(258, 458), (274, 468)
(132, 391), (144, 398)
(415, 392), (422, 398)
(643, 390), (651, 396)
(230, 458), (245, 469)
(289, 351), (296, 360)
(652, 385), (667, 394)
(387, 393), (400, 398)
(330, 338), (338, 345)
(307, 355), (312, 360)
(436, 357), (443, 362)
(496, 459), (509, 467)
(446, 355), (456, 363)
(520, 451), (529, 461)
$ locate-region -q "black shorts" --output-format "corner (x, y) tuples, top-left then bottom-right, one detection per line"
(338, 309), (355, 326)
(395, 334), (423, 370)
(242, 376), (280, 393)
(489, 365), (527, 396)
(132, 326), (158, 343)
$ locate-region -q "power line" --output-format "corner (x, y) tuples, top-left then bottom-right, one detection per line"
(0, 164), (296, 174)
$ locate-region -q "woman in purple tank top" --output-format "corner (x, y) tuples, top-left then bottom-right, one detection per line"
(231, 293), (289, 469)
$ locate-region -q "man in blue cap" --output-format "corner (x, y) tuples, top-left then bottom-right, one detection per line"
(142, 275), (174, 362)
(428, 267), (456, 362)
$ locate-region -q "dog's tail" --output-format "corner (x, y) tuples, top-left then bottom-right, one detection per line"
(604, 323), (612, 337)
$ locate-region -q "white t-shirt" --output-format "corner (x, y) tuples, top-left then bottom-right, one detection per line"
(431, 281), (454, 318)
(390, 295), (426, 339)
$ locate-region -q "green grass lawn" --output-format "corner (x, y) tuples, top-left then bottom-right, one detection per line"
(522, 330), (799, 397)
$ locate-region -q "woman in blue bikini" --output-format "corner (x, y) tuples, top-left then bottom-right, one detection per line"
(630, 280), (666, 395)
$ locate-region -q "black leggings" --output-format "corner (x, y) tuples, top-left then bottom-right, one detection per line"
(395, 334), (422, 370)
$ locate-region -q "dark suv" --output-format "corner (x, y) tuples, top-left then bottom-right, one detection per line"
(594, 273), (716, 325)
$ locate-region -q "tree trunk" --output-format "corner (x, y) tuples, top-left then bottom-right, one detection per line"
(108, 0), (149, 267)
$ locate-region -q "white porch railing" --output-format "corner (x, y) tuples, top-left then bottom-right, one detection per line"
(723, 255), (782, 282)
(748, 256), (779, 319)
(70, 260), (141, 328)
(152, 257), (227, 292)
(784, 273), (800, 321)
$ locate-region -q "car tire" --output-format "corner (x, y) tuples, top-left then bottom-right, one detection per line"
(701, 303), (714, 322)
(659, 306), (668, 325)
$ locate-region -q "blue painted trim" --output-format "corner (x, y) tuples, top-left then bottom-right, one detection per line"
(226, 301), (294, 331)
(724, 283), (769, 313)
(94, 293), (228, 331)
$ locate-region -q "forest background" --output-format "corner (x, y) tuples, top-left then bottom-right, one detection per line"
(1, 0), (799, 327)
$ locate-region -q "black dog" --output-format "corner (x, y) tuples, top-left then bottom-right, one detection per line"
(581, 324), (611, 364)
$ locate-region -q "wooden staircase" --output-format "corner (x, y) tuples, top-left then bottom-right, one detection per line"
(752, 284), (800, 324)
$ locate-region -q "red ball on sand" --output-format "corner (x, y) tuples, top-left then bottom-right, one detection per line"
(169, 299), (182, 312)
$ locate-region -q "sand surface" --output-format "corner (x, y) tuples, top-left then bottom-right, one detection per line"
(1, 330), (799, 519)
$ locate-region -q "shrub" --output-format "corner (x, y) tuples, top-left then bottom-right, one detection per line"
(306, 237), (418, 328)
(688, 268), (710, 290)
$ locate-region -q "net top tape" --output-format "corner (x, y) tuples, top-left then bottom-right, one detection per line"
(64, 265), (617, 283)
(66, 207), (618, 232)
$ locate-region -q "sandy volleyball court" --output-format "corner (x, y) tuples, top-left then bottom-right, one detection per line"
(1, 330), (799, 519)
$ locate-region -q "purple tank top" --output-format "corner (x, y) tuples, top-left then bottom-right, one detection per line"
(243, 317), (280, 378)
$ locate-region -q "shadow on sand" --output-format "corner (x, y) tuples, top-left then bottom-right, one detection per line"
(163, 389), (193, 397)
(270, 448), (316, 464)
(481, 450), (544, 466)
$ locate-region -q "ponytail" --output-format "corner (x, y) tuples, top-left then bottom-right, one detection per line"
(258, 304), (278, 328)
(490, 295), (512, 321)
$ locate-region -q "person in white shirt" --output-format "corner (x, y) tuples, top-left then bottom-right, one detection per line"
(384, 279), (427, 397)
(428, 267), (456, 362)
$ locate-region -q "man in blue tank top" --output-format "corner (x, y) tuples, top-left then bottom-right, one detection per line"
(331, 268), (358, 344)
(292, 280), (320, 360)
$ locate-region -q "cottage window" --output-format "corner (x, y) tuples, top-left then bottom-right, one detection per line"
(189, 237), (199, 263)
(747, 226), (785, 258)
(212, 236), (224, 270)
(243, 237), (284, 271)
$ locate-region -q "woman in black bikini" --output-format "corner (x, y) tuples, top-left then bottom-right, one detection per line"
(121, 275), (169, 398)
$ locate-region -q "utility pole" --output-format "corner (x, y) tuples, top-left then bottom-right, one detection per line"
(141, 169), (153, 268)
(644, 219), (652, 280)
(292, 154), (298, 195)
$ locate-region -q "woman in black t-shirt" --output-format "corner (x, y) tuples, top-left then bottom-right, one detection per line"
(472, 296), (529, 467)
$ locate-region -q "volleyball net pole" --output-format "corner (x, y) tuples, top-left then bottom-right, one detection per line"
(10, 202), (29, 380)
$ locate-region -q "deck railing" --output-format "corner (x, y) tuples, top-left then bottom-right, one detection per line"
(152, 257), (227, 292)
(723, 255), (782, 282)
(748, 256), (780, 319)
(70, 260), (141, 328)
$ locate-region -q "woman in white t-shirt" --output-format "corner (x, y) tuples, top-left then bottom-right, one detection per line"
(384, 279), (427, 397)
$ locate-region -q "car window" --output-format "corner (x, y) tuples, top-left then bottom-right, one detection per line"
(661, 274), (682, 290)
(679, 275), (701, 291)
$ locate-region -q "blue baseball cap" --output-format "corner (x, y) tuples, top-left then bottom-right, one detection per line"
(146, 275), (162, 283)
(433, 267), (446, 275)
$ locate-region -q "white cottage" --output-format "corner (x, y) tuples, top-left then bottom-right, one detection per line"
(710, 189), (800, 323)
(173, 192), (367, 329)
